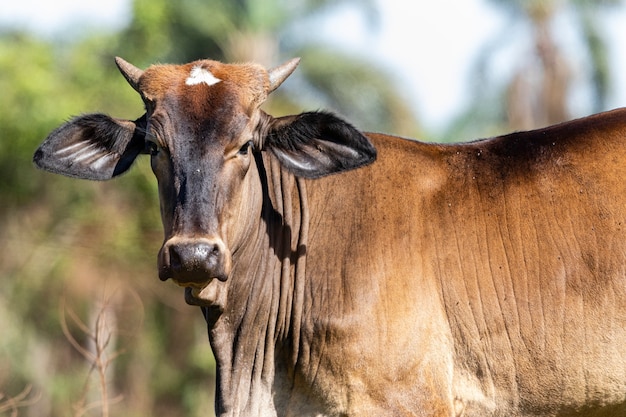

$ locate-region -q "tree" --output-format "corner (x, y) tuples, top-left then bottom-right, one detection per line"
(444, 0), (622, 140)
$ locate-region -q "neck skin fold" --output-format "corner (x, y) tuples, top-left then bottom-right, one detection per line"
(207, 152), (309, 417)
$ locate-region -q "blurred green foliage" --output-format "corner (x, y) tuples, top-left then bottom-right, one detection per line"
(0, 1), (417, 416)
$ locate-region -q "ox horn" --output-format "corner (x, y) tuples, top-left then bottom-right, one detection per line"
(268, 58), (300, 93)
(115, 56), (144, 92)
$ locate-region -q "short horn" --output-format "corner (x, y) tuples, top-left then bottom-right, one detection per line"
(268, 58), (300, 93)
(115, 56), (144, 92)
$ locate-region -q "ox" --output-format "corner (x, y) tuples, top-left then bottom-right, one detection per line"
(34, 57), (626, 417)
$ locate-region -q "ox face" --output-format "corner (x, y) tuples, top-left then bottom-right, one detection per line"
(34, 57), (376, 306)
(138, 61), (269, 289)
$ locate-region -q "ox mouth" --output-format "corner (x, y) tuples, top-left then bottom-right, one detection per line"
(158, 269), (228, 308)
(159, 267), (228, 284)
(183, 279), (226, 308)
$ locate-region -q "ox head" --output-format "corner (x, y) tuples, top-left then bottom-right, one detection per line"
(34, 57), (375, 306)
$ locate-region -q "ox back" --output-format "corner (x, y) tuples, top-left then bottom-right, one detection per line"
(33, 57), (626, 417)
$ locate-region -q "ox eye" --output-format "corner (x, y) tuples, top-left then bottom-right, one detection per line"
(144, 140), (160, 156)
(238, 141), (253, 156)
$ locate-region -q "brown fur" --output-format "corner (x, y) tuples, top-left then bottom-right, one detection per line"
(34, 57), (626, 416)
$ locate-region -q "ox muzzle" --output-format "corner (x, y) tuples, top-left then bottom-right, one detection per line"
(158, 236), (232, 286)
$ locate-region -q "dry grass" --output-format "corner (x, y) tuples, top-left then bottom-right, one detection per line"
(1, 292), (129, 417)
(59, 286), (142, 417)
(0, 385), (40, 417)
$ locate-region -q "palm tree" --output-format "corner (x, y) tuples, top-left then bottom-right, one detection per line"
(502, 0), (571, 130)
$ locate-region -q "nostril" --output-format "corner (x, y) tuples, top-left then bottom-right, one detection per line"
(169, 246), (183, 271)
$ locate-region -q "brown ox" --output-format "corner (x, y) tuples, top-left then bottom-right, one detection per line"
(34, 57), (626, 417)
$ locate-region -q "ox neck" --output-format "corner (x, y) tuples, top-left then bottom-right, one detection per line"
(206, 152), (309, 416)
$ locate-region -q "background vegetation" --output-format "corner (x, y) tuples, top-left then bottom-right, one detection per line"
(0, 0), (622, 415)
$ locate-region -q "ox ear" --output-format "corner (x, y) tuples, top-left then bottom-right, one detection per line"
(265, 111), (376, 179)
(33, 113), (146, 181)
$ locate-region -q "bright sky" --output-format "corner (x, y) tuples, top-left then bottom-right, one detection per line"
(1, 0), (131, 33)
(318, 0), (505, 129)
(320, 0), (626, 131)
(1, 0), (624, 133)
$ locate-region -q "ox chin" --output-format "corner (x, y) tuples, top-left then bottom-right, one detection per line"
(184, 280), (227, 309)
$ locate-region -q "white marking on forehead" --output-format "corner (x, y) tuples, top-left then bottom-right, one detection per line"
(186, 66), (222, 86)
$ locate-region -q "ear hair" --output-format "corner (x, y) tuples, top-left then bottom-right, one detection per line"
(33, 114), (147, 180)
(264, 111), (376, 178)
